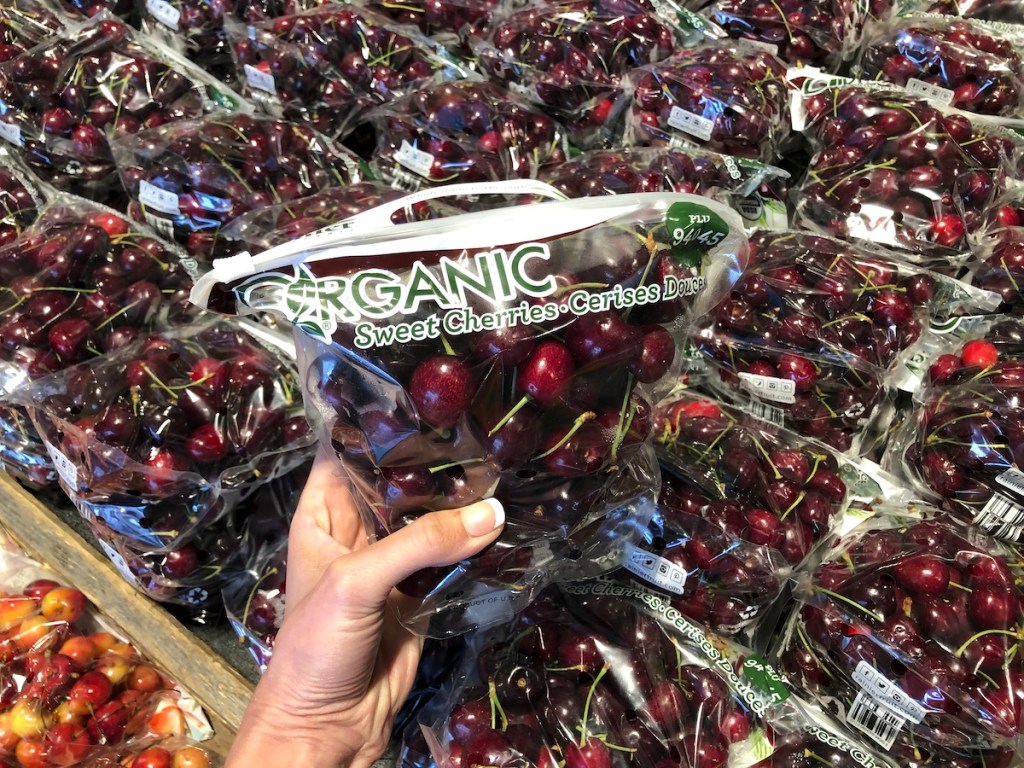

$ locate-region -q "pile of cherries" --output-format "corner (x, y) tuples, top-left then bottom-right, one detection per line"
(472, 0), (677, 149)
(972, 192), (1024, 312)
(366, 80), (567, 189)
(366, 0), (497, 50)
(0, 19), (225, 202)
(0, 160), (41, 248)
(0, 578), (198, 767)
(118, 113), (361, 261)
(434, 587), (765, 768)
(621, 44), (788, 161)
(231, 7), (455, 139)
(779, 514), (1024, 767)
(859, 18), (1024, 117)
(915, 0), (1024, 24)
(0, 0), (63, 61)
(795, 84), (1014, 259)
(53, 0), (132, 19)
(92, 740), (214, 768)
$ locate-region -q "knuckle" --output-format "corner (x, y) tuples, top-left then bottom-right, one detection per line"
(414, 513), (459, 553)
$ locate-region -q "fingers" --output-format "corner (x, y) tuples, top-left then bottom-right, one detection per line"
(324, 498), (506, 614)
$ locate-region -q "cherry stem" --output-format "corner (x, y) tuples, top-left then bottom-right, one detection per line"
(976, 668), (1000, 689)
(955, 628), (1022, 658)
(948, 581), (972, 592)
(440, 334), (455, 357)
(142, 364), (177, 398)
(779, 491), (806, 522)
(840, 552), (856, 573)
(795, 622), (833, 679)
(579, 664), (610, 748)
(749, 434), (782, 480)
(806, 452), (826, 484)
(804, 750), (832, 768)
(487, 678), (508, 733)
(242, 566), (278, 631)
(95, 300), (140, 331)
(428, 458), (484, 475)
(535, 411), (596, 461)
(609, 374), (634, 462)
(487, 395), (530, 437)
(816, 586), (884, 624)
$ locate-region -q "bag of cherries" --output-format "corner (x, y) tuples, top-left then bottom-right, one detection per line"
(356, 0), (499, 53)
(191, 181), (749, 632)
(775, 505), (1024, 768)
(538, 146), (790, 232)
(469, 0), (699, 150)
(897, 0), (1024, 23)
(113, 113), (363, 264)
(82, 739), (219, 767)
(618, 43), (790, 162)
(226, 6), (468, 140)
(0, 17), (245, 206)
(855, 16), (1024, 120)
(968, 182), (1024, 313)
(0, 0), (64, 61)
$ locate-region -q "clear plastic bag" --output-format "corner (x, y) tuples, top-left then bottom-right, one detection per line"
(190, 181), (749, 633)
(538, 146), (790, 232)
(363, 80), (569, 193)
(14, 317), (315, 552)
(0, 17), (245, 205)
(54, 0), (133, 20)
(775, 505), (1024, 766)
(81, 739), (220, 768)
(357, 0), (500, 53)
(897, 0), (1024, 24)
(968, 182), (1024, 313)
(856, 16), (1024, 119)
(469, 0), (695, 150)
(618, 43), (790, 162)
(226, 6), (468, 140)
(113, 113), (362, 264)
(0, 0), (64, 61)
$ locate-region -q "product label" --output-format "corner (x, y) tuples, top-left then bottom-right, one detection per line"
(244, 64), (276, 94)
(507, 81), (537, 101)
(741, 656), (789, 703)
(666, 201), (730, 267)
(142, 210), (175, 240)
(733, 37), (779, 55)
(847, 692), (906, 750)
(44, 441), (77, 488)
(97, 540), (140, 587)
(851, 661), (926, 722)
(622, 543), (687, 594)
(139, 180), (180, 215)
(995, 468), (1024, 497)
(845, 203), (898, 246)
(722, 155), (742, 180)
(146, 0), (180, 29)
(744, 399), (785, 425)
(667, 106), (715, 141)
(974, 492), (1024, 541)
(738, 373), (796, 404)
(0, 121), (21, 146)
(906, 79), (954, 106)
(394, 140), (435, 178)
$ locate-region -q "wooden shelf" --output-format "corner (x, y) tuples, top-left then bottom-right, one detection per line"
(0, 472), (255, 757)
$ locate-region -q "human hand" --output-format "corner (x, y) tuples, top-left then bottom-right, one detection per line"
(226, 446), (505, 768)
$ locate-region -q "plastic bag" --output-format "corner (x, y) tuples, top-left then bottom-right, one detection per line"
(113, 113), (362, 264)
(897, 0), (1024, 23)
(470, 0), (695, 150)
(538, 146), (790, 232)
(358, 0), (500, 53)
(0, 196), (196, 489)
(968, 182), (1024, 313)
(81, 739), (220, 767)
(362, 80), (569, 193)
(190, 181), (749, 633)
(618, 43), (790, 162)
(702, 229), (1002, 374)
(0, 17), (245, 205)
(0, 0), (64, 61)
(856, 16), (1024, 119)
(775, 505), (1024, 767)
(0, 155), (45, 248)
(53, 0), (133, 20)
(227, 6), (468, 140)
(790, 73), (1023, 266)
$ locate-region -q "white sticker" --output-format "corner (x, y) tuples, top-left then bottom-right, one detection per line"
(646, 0), (678, 22)
(97, 540), (140, 587)
(146, 0), (180, 29)
(738, 373), (796, 404)
(996, 468), (1024, 497)
(667, 106), (715, 141)
(44, 441), (77, 488)
(394, 140), (435, 179)
(622, 543), (687, 594)
(845, 203), (898, 246)
(906, 79), (954, 107)
(507, 81), (537, 100)
(733, 37), (779, 55)
(142, 210), (175, 239)
(139, 180), (180, 215)
(974, 492), (1024, 541)
(244, 64), (277, 94)
(847, 691), (906, 750)
(851, 661), (927, 723)
(0, 121), (21, 146)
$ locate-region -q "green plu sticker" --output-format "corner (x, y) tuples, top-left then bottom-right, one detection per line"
(742, 655), (790, 704)
(665, 202), (730, 269)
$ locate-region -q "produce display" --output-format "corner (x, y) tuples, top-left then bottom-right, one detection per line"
(0, 0), (64, 61)
(971, 184), (1024, 312)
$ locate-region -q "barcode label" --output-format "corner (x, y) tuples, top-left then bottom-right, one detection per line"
(0, 121), (21, 146)
(906, 79), (954, 106)
(852, 661), (926, 722)
(667, 106), (714, 141)
(745, 399), (785, 425)
(394, 140), (435, 178)
(44, 441), (77, 487)
(142, 210), (175, 240)
(738, 372), (796, 404)
(146, 0), (180, 29)
(996, 468), (1024, 496)
(847, 691), (905, 750)
(622, 543), (687, 594)
(139, 180), (180, 214)
(734, 37), (779, 55)
(244, 64), (276, 94)
(974, 492), (1024, 541)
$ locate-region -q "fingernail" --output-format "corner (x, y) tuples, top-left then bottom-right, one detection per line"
(461, 498), (505, 537)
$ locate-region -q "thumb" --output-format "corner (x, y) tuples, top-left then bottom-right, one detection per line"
(329, 498), (505, 612)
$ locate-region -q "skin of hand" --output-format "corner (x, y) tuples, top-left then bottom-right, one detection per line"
(226, 447), (505, 768)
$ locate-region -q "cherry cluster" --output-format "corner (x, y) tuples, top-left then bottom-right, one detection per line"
(224, 533), (284, 671)
(780, 514), (1024, 767)
(117, 113), (361, 261)
(435, 587), (761, 768)
(0, 579), (198, 767)
(94, 740), (214, 768)
(656, 395), (848, 569)
(230, 7), (454, 139)
(365, 0), (498, 51)
(367, 80), (567, 189)
(973, 191), (1024, 312)
(913, 0), (1024, 24)
(795, 84), (1015, 260)
(859, 19), (1024, 117)
(621, 44), (788, 161)
(473, 0), (677, 149)
(0, 20), (228, 203)
(53, 0), (132, 19)
(0, 161), (42, 248)
(0, 0), (63, 62)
